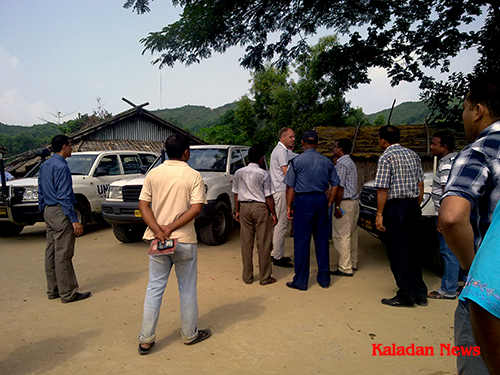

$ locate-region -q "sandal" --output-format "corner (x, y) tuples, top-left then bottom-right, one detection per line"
(428, 290), (456, 300)
(185, 329), (211, 345)
(138, 342), (155, 355)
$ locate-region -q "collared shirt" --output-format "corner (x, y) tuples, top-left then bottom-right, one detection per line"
(442, 121), (500, 250)
(270, 142), (294, 193)
(139, 160), (207, 243)
(335, 154), (359, 200)
(283, 148), (340, 193)
(38, 153), (78, 223)
(374, 144), (424, 200)
(431, 151), (458, 210)
(232, 163), (275, 203)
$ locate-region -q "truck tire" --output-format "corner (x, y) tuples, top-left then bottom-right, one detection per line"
(0, 222), (24, 237)
(198, 201), (231, 245)
(113, 224), (146, 243)
(74, 201), (89, 231)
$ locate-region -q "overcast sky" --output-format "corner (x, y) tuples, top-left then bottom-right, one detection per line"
(0, 0), (480, 126)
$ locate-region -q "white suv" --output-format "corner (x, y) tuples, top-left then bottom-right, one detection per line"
(102, 145), (254, 245)
(0, 150), (157, 237)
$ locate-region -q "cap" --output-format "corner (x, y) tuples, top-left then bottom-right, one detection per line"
(302, 130), (318, 144)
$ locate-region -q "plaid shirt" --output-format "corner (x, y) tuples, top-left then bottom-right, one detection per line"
(335, 154), (358, 199)
(374, 144), (424, 200)
(442, 121), (500, 250)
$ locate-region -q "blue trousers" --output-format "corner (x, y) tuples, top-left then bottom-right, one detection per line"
(292, 193), (331, 289)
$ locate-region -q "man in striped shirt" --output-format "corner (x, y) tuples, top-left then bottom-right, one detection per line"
(374, 125), (427, 308)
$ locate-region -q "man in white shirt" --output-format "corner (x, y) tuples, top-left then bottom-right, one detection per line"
(233, 146), (278, 285)
(270, 127), (295, 268)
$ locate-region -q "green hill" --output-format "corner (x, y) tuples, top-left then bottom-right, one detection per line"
(366, 101), (430, 125)
(152, 102), (239, 133)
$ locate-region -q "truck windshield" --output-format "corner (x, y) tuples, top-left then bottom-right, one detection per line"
(150, 149), (228, 173)
(67, 155), (98, 175)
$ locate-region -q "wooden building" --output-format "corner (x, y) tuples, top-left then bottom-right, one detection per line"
(6, 103), (206, 176)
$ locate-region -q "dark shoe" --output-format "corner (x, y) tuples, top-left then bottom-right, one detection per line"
(243, 279), (253, 285)
(319, 283), (330, 289)
(138, 342), (155, 355)
(61, 291), (91, 304)
(381, 296), (414, 307)
(415, 299), (428, 307)
(260, 277), (277, 286)
(48, 294), (60, 300)
(286, 282), (306, 291)
(330, 269), (353, 277)
(352, 267), (358, 271)
(185, 329), (211, 345)
(272, 257), (294, 268)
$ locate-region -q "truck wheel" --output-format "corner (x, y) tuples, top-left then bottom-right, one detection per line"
(112, 224), (146, 243)
(198, 201), (231, 245)
(74, 201), (89, 231)
(0, 222), (24, 237)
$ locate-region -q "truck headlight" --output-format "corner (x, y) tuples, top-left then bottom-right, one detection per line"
(22, 187), (39, 201)
(107, 186), (123, 200)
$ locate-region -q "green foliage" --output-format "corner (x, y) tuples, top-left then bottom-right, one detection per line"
(366, 102), (430, 125)
(0, 122), (62, 157)
(126, 0), (499, 122)
(373, 114), (386, 127)
(197, 110), (251, 145)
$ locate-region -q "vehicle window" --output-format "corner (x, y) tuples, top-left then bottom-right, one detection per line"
(97, 155), (121, 175)
(241, 149), (249, 165)
(120, 155), (142, 174)
(188, 149), (228, 172)
(66, 155), (98, 175)
(139, 154), (156, 167)
(230, 149), (244, 174)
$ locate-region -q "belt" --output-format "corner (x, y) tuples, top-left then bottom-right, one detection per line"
(295, 191), (324, 196)
(240, 200), (265, 204)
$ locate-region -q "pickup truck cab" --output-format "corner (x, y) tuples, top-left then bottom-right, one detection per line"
(0, 150), (157, 237)
(102, 145), (254, 245)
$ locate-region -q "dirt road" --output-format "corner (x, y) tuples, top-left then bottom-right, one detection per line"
(1, 223), (458, 375)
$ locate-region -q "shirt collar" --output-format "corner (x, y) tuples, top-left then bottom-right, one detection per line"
(477, 121), (500, 140)
(278, 141), (289, 151)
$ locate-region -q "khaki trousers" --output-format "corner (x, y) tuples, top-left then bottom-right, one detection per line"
(332, 199), (359, 274)
(44, 205), (79, 301)
(239, 202), (273, 284)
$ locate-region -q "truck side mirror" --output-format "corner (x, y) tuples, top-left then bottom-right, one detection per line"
(94, 167), (109, 177)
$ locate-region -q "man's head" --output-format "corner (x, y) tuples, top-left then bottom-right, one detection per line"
(378, 125), (400, 149)
(51, 135), (72, 158)
(301, 130), (318, 149)
(334, 138), (353, 157)
(248, 145), (265, 165)
(431, 131), (455, 158)
(279, 127), (295, 150)
(463, 75), (500, 141)
(165, 134), (190, 160)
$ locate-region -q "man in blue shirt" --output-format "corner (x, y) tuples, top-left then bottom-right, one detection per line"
(284, 130), (340, 290)
(38, 135), (90, 303)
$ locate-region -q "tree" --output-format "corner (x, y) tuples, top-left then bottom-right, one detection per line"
(125, 0), (499, 99)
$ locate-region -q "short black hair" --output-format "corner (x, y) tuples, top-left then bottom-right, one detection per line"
(51, 135), (70, 153)
(379, 125), (400, 144)
(468, 75), (500, 121)
(336, 138), (353, 154)
(165, 134), (190, 159)
(433, 131), (455, 152)
(248, 145), (265, 163)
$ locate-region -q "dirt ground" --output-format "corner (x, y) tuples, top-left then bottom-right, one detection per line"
(0, 222), (459, 375)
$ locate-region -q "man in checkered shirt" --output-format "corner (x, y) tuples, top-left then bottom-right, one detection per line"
(374, 125), (427, 308)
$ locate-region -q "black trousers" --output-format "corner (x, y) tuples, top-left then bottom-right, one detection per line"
(381, 198), (427, 303)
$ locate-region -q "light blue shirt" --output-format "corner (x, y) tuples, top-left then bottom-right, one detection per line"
(335, 154), (358, 200)
(38, 154), (78, 223)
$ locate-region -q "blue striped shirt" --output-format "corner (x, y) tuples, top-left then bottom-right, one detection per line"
(374, 144), (424, 200)
(335, 154), (358, 199)
(442, 121), (500, 250)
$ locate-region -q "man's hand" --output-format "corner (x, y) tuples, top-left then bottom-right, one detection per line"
(376, 213), (386, 232)
(287, 209), (294, 220)
(159, 225), (173, 240)
(73, 222), (84, 236)
(235, 212), (240, 222)
(271, 213), (278, 226)
(334, 207), (343, 219)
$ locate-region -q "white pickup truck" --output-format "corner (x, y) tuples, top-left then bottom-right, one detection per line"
(102, 145), (254, 245)
(0, 150), (157, 236)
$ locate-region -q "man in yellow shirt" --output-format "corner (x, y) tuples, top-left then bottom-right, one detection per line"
(137, 134), (210, 355)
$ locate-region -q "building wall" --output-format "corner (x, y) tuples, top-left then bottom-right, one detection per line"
(85, 120), (176, 142)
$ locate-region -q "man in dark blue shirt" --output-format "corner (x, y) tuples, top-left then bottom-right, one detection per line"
(38, 135), (90, 303)
(284, 130), (340, 290)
